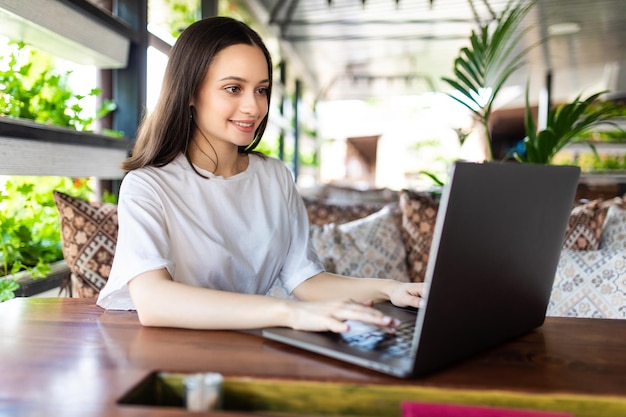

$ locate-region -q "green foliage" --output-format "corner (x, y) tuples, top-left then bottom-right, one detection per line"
(553, 151), (626, 172)
(441, 0), (536, 159)
(514, 89), (622, 164)
(0, 40), (116, 131)
(0, 38), (120, 301)
(256, 134), (319, 168)
(102, 189), (119, 204)
(418, 171), (446, 187)
(0, 278), (19, 302)
(164, 0), (201, 38)
(0, 177), (93, 301)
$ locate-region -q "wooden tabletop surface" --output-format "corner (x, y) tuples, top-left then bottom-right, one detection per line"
(1, 297), (625, 416)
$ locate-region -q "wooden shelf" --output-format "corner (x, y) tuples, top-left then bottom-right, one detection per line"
(0, 0), (130, 68)
(0, 117), (130, 178)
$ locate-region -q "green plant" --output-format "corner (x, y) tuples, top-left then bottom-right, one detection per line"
(0, 277), (19, 302)
(162, 0), (200, 38)
(0, 40), (116, 131)
(441, 0), (536, 160)
(0, 177), (93, 301)
(580, 153), (626, 172)
(513, 90), (622, 164)
(0, 38), (119, 302)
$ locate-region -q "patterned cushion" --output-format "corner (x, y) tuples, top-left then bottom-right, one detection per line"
(309, 204), (410, 282)
(398, 190), (439, 282)
(53, 191), (118, 298)
(548, 250), (626, 319)
(562, 199), (608, 250)
(600, 204), (626, 251)
(322, 185), (398, 205)
(303, 197), (386, 226)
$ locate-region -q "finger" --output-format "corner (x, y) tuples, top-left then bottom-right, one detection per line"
(391, 291), (423, 309)
(335, 307), (398, 329)
(327, 319), (350, 333)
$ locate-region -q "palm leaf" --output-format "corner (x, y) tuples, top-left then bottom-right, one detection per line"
(419, 170), (446, 186)
(453, 58), (482, 93)
(516, 83), (537, 162)
(518, 91), (618, 164)
(482, 59), (527, 118)
(440, 77), (484, 117)
(442, 0), (537, 154)
(457, 49), (484, 84)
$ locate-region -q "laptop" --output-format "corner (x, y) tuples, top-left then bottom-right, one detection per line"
(262, 161), (581, 378)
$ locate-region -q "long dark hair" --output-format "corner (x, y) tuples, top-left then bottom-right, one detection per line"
(123, 16), (273, 172)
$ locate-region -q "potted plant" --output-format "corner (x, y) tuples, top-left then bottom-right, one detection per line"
(436, 0), (626, 169)
(441, 0), (537, 161)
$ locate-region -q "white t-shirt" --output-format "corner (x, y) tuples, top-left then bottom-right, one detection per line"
(96, 153), (324, 310)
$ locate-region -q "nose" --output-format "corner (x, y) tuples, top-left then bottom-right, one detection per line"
(240, 91), (262, 117)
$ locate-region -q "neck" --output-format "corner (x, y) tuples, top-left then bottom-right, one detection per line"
(189, 138), (247, 177)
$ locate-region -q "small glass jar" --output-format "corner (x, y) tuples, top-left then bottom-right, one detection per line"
(183, 372), (224, 412)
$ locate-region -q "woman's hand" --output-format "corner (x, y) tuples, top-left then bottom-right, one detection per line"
(387, 282), (426, 309)
(286, 298), (399, 334)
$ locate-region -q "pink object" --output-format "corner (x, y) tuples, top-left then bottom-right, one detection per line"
(401, 402), (573, 417)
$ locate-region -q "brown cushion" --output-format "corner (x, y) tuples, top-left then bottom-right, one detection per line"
(303, 197), (387, 226)
(398, 190), (439, 282)
(53, 191), (118, 298)
(562, 199), (608, 251)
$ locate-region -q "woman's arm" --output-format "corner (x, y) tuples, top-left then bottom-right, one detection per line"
(128, 269), (402, 332)
(292, 272), (425, 309)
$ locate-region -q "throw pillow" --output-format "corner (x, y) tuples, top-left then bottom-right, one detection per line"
(599, 204), (626, 251)
(53, 191), (118, 298)
(398, 190), (439, 282)
(323, 184), (398, 205)
(303, 197), (387, 226)
(309, 204), (410, 282)
(562, 199), (608, 251)
(548, 250), (626, 319)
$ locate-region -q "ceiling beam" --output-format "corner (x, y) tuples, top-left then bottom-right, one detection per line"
(270, 18), (475, 26)
(282, 34), (467, 42)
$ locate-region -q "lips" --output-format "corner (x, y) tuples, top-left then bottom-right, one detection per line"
(231, 120), (255, 133)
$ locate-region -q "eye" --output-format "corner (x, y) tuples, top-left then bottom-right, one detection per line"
(224, 85), (241, 94)
(256, 86), (269, 96)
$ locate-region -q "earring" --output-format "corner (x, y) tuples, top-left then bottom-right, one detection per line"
(184, 108), (193, 154)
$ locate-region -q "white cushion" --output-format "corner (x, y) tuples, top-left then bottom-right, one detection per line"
(600, 204), (626, 250)
(266, 204), (410, 300)
(309, 204), (410, 282)
(548, 250), (626, 319)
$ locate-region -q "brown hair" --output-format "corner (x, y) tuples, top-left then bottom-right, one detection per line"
(122, 16), (273, 172)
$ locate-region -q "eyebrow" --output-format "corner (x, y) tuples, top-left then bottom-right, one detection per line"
(219, 76), (270, 84)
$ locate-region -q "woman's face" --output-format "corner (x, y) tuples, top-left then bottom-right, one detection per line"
(191, 43), (270, 150)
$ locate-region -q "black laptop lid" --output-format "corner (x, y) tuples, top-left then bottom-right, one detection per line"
(412, 161), (580, 375)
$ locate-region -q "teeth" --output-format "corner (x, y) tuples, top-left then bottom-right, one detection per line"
(233, 121), (253, 127)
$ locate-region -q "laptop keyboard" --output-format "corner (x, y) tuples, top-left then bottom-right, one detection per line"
(340, 320), (415, 357)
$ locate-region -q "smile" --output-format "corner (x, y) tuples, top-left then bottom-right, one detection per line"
(232, 121), (254, 128)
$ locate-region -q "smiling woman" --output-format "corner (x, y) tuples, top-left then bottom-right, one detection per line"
(95, 16), (425, 334)
(188, 43), (271, 176)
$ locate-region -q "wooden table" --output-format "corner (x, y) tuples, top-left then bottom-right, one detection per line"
(1, 298), (625, 416)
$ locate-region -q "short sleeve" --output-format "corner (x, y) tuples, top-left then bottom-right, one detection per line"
(96, 174), (173, 310)
(276, 167), (325, 293)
